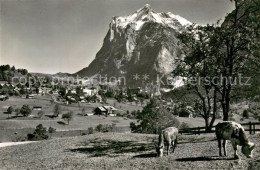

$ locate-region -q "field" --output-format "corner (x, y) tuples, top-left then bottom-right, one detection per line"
(0, 96), (139, 130)
(1, 96), (258, 143)
(0, 132), (259, 170)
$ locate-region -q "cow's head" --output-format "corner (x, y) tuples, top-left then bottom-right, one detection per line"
(156, 145), (164, 157)
(242, 142), (255, 158)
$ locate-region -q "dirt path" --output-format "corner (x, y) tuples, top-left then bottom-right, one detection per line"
(0, 141), (37, 148)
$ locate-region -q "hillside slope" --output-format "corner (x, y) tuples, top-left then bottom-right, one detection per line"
(0, 132), (259, 170)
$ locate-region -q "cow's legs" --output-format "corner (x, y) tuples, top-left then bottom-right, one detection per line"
(223, 140), (227, 157)
(166, 143), (170, 155)
(218, 139), (222, 156)
(231, 141), (239, 159)
(171, 141), (175, 153)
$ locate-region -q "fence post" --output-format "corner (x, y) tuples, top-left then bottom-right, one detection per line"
(249, 121), (252, 135)
(198, 127), (200, 135)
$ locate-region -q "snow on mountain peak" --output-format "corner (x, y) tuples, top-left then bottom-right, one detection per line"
(110, 4), (192, 32)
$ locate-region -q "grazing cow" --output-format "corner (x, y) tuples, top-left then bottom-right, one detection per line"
(215, 121), (255, 159)
(156, 127), (178, 157)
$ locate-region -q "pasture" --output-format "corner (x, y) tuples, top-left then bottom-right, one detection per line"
(0, 132), (259, 169)
(0, 96), (138, 130)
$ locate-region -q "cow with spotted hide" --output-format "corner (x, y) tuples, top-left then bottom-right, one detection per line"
(216, 121), (255, 159)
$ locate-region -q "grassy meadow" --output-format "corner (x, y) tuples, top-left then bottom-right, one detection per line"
(0, 132), (259, 169)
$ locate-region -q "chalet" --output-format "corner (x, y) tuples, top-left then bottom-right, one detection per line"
(33, 106), (42, 111)
(93, 106), (118, 116)
(52, 90), (59, 95)
(71, 89), (77, 94)
(90, 87), (98, 94)
(66, 96), (76, 103)
(94, 106), (107, 115)
(83, 88), (94, 96)
(84, 112), (94, 116)
(26, 94), (34, 99)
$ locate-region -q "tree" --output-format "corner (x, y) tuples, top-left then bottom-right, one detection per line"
(53, 104), (61, 117)
(32, 124), (48, 140)
(131, 99), (180, 134)
(11, 66), (16, 72)
(175, 24), (219, 132)
(59, 87), (66, 97)
(211, 0), (260, 121)
(175, 0), (260, 123)
(62, 111), (73, 125)
(20, 105), (31, 117)
(7, 106), (13, 118)
(48, 127), (56, 138)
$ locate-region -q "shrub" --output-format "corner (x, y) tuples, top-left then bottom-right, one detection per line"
(243, 109), (249, 119)
(88, 127), (94, 134)
(95, 124), (103, 132)
(20, 105), (31, 117)
(48, 127), (56, 138)
(95, 124), (112, 133)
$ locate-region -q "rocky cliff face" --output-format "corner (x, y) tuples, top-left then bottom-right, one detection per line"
(75, 4), (191, 87)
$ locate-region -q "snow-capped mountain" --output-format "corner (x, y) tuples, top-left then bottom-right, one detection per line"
(75, 4), (192, 87)
(110, 4), (191, 34)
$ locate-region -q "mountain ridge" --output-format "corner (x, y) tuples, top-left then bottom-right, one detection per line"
(74, 4), (192, 88)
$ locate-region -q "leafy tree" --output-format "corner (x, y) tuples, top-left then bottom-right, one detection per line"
(59, 87), (66, 97)
(11, 66), (16, 72)
(131, 99), (180, 134)
(175, 24), (219, 132)
(48, 127), (56, 138)
(76, 86), (83, 96)
(32, 124), (48, 140)
(7, 106), (13, 118)
(175, 0), (260, 123)
(53, 104), (61, 117)
(19, 86), (26, 95)
(62, 111), (73, 125)
(20, 105), (31, 117)
(212, 0), (260, 121)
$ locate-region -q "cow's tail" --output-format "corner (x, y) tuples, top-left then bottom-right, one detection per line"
(158, 132), (164, 148)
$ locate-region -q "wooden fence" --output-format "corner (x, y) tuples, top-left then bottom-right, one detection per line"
(179, 121), (260, 135)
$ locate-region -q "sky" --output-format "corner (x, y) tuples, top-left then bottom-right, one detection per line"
(0, 0), (235, 74)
